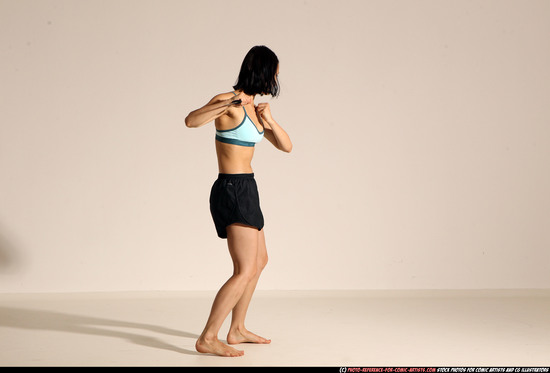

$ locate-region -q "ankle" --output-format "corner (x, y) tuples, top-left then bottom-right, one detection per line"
(229, 325), (246, 334)
(199, 331), (218, 342)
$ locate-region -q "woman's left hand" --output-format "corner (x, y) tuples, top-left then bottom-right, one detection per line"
(255, 103), (274, 127)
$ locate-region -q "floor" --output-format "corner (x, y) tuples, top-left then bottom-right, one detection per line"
(0, 289), (549, 367)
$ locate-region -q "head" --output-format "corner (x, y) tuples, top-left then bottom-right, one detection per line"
(233, 45), (280, 97)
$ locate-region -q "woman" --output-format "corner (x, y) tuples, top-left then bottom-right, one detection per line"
(184, 45), (292, 357)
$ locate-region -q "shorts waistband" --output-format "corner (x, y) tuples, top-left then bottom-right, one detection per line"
(218, 173), (254, 179)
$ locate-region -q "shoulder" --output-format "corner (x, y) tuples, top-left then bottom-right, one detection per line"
(211, 91), (240, 126)
(208, 90), (236, 105)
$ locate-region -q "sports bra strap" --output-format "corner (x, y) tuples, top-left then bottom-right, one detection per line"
(232, 91), (248, 115)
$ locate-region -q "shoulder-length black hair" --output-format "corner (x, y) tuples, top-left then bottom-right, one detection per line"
(233, 45), (280, 97)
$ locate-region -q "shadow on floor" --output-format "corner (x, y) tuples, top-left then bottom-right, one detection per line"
(0, 306), (202, 356)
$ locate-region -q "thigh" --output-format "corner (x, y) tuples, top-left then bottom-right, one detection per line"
(257, 228), (268, 269)
(226, 223), (259, 274)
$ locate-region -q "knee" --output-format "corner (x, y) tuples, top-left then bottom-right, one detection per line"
(236, 266), (258, 283)
(258, 254), (268, 272)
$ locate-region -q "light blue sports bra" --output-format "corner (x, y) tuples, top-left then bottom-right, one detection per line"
(215, 92), (264, 147)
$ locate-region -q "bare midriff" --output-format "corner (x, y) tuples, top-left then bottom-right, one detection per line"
(215, 139), (255, 174)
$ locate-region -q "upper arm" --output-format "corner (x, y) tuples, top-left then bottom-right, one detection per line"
(190, 92), (233, 115)
(186, 92), (234, 127)
(196, 93), (227, 114)
(206, 93), (228, 106)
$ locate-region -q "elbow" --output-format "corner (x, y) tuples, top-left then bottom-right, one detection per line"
(185, 110), (199, 128)
(184, 115), (194, 128)
(283, 143), (293, 153)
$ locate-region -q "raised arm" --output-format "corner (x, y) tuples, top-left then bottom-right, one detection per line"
(185, 92), (251, 128)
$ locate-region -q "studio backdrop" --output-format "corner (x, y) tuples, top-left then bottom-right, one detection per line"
(1, 0), (549, 293)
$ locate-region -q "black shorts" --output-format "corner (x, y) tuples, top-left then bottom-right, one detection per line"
(209, 173), (264, 239)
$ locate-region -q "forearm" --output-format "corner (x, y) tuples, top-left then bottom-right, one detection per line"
(265, 118), (293, 153)
(185, 98), (233, 128)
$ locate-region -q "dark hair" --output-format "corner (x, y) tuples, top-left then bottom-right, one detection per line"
(233, 45), (280, 97)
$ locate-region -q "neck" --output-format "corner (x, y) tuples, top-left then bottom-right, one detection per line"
(237, 90), (255, 100)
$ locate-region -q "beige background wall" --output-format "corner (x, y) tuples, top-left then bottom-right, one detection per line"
(1, 0), (549, 293)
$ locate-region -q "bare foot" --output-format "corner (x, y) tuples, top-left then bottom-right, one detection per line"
(227, 327), (271, 345)
(195, 335), (244, 357)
